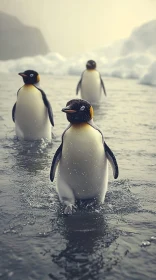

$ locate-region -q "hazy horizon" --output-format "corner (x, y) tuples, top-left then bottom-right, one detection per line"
(0, 0), (156, 56)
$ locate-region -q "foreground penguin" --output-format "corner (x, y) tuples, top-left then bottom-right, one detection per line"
(50, 99), (118, 214)
(76, 60), (107, 105)
(12, 70), (54, 141)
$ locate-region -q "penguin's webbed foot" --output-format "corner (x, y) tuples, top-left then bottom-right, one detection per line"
(64, 204), (76, 215)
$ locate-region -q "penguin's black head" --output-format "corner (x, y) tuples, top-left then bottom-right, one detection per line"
(18, 70), (40, 84)
(62, 99), (93, 124)
(86, 60), (96, 70)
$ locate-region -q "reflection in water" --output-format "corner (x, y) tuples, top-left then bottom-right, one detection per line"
(51, 212), (119, 279)
(9, 138), (54, 211)
(12, 138), (52, 174)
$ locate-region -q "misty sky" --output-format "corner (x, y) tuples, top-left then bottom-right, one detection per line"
(0, 0), (156, 56)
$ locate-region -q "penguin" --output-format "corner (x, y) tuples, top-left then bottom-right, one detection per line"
(12, 70), (54, 141)
(50, 99), (118, 214)
(76, 60), (107, 105)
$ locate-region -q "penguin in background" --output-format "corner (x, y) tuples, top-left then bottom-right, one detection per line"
(12, 70), (54, 141)
(50, 99), (119, 215)
(76, 60), (107, 105)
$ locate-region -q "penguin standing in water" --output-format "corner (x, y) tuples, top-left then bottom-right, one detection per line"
(76, 60), (107, 105)
(50, 99), (118, 214)
(12, 70), (54, 141)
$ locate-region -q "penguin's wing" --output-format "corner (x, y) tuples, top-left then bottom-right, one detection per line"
(76, 79), (82, 95)
(12, 103), (16, 122)
(50, 143), (63, 181)
(100, 75), (107, 96)
(104, 143), (119, 179)
(41, 92), (54, 126)
(12, 87), (23, 122)
(87, 120), (118, 179)
(34, 86), (54, 126)
(50, 124), (71, 181)
(76, 71), (84, 95)
(17, 86), (23, 96)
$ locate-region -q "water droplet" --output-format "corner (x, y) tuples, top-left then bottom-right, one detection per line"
(38, 232), (49, 237)
(150, 236), (156, 240)
(28, 221), (35, 225)
(8, 271), (14, 277)
(3, 229), (10, 234)
(141, 241), (151, 247)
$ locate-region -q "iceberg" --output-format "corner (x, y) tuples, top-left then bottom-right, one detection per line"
(0, 20), (155, 86)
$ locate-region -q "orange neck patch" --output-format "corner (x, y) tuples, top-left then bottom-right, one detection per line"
(37, 74), (40, 83)
(90, 106), (94, 119)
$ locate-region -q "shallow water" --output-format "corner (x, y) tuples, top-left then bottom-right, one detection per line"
(0, 74), (156, 280)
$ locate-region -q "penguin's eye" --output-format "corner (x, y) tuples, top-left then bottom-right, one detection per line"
(30, 74), (34, 77)
(80, 106), (85, 111)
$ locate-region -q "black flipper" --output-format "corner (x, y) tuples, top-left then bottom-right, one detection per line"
(104, 143), (119, 179)
(76, 78), (82, 95)
(34, 86), (54, 126)
(12, 103), (16, 122)
(50, 124), (71, 182)
(17, 87), (22, 96)
(50, 143), (63, 181)
(76, 71), (85, 95)
(12, 87), (23, 122)
(87, 120), (119, 179)
(100, 76), (107, 96)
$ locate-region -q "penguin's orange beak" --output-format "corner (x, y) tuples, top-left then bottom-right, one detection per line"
(62, 106), (77, 113)
(18, 72), (27, 77)
(62, 106), (77, 114)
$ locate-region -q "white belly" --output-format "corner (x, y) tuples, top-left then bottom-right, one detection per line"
(57, 124), (108, 201)
(81, 70), (102, 105)
(15, 85), (51, 140)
